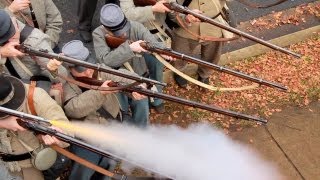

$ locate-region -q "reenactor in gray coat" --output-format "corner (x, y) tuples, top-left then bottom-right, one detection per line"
(119, 0), (171, 33)
(0, 0), (63, 49)
(0, 10), (67, 84)
(93, 4), (173, 126)
(47, 40), (146, 180)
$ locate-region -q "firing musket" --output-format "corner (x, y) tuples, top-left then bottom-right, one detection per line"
(140, 42), (287, 91)
(17, 44), (166, 87)
(166, 2), (301, 58)
(75, 77), (268, 124)
(0, 106), (172, 180)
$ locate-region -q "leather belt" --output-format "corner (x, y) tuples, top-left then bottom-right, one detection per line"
(0, 151), (32, 162)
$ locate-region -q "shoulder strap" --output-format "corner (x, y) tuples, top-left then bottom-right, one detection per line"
(27, 81), (37, 116)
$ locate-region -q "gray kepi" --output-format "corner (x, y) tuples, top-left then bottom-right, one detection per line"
(62, 40), (96, 72)
(0, 10), (16, 46)
(100, 4), (131, 36)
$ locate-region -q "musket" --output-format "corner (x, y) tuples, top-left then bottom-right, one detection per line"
(166, 2), (301, 58)
(140, 42), (287, 91)
(76, 77), (268, 124)
(17, 44), (166, 87)
(131, 0), (301, 58)
(105, 35), (287, 91)
(0, 106), (172, 180)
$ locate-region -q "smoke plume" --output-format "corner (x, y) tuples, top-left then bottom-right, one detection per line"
(67, 122), (282, 180)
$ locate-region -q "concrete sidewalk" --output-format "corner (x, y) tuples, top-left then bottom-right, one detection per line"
(231, 102), (320, 180)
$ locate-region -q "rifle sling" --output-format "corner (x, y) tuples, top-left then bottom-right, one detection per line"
(5, 0), (35, 27)
(152, 52), (258, 92)
(50, 145), (170, 180)
(27, 81), (37, 116)
(50, 144), (116, 178)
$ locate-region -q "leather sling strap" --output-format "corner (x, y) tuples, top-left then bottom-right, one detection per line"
(50, 144), (117, 178)
(27, 81), (37, 116)
(5, 0), (35, 27)
(50, 144), (171, 180)
(152, 53), (259, 91)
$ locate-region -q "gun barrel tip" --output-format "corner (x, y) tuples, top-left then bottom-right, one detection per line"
(294, 53), (302, 59)
(259, 119), (268, 124)
(279, 86), (288, 91)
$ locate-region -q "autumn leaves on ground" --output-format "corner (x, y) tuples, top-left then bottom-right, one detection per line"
(150, 32), (320, 133)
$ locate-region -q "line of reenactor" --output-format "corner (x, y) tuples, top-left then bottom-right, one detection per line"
(0, 0), (292, 179)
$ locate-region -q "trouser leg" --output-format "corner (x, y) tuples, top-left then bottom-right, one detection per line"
(172, 34), (193, 70)
(69, 145), (104, 180)
(78, 0), (98, 31)
(143, 53), (163, 106)
(197, 41), (223, 79)
(129, 98), (149, 128)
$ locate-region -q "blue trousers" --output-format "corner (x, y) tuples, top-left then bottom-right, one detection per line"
(69, 145), (116, 180)
(117, 93), (149, 128)
(143, 53), (163, 107)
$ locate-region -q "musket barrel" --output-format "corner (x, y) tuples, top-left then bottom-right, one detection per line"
(18, 45), (166, 87)
(126, 86), (267, 123)
(142, 43), (287, 91)
(0, 106), (51, 124)
(168, 2), (301, 58)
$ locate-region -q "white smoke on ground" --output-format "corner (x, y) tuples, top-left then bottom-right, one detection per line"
(70, 122), (282, 180)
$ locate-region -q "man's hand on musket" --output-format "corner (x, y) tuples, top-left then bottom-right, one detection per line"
(0, 116), (26, 132)
(152, 0), (171, 13)
(185, 9), (202, 24)
(132, 84), (147, 100)
(8, 0), (31, 13)
(0, 41), (24, 58)
(129, 40), (148, 53)
(38, 126), (63, 146)
(47, 58), (62, 72)
(100, 80), (118, 95)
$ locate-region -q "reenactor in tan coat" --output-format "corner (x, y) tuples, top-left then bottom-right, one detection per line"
(47, 40), (146, 180)
(172, 0), (228, 87)
(0, 75), (70, 180)
(0, 0), (63, 49)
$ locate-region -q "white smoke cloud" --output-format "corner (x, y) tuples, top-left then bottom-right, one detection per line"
(70, 122), (282, 180)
